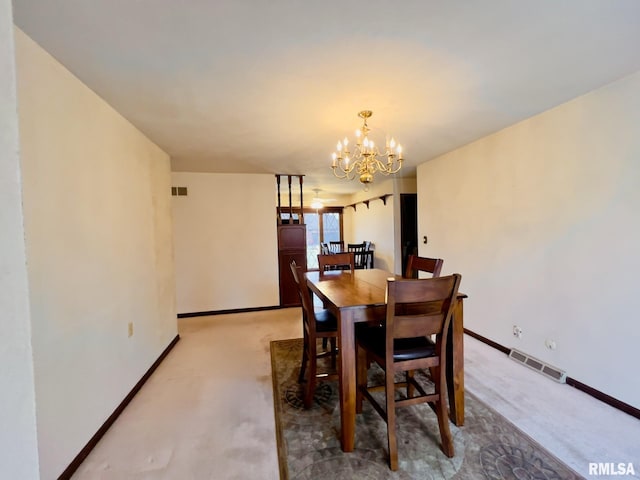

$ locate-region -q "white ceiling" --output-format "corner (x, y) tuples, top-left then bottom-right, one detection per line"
(12, 1), (640, 197)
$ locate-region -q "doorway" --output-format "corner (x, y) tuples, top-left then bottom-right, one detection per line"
(400, 194), (418, 276)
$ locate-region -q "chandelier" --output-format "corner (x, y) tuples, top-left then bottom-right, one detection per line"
(331, 110), (403, 186)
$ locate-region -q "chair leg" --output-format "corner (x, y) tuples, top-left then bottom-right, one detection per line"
(330, 337), (337, 370)
(385, 369), (399, 471)
(356, 344), (367, 413)
(298, 333), (308, 383)
(406, 370), (415, 398)
(435, 372), (454, 457)
(436, 397), (454, 457)
(304, 337), (318, 409)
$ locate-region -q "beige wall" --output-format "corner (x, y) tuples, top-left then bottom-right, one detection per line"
(417, 71), (640, 408)
(344, 177), (416, 274)
(0, 8), (40, 480)
(16, 28), (177, 478)
(171, 172), (279, 313)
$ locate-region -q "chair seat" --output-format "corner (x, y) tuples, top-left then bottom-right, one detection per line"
(357, 326), (435, 361)
(314, 309), (338, 332)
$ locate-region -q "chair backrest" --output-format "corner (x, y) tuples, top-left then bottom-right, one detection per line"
(386, 274), (461, 345)
(318, 252), (355, 272)
(320, 243), (330, 255)
(353, 250), (373, 269)
(289, 260), (317, 334)
(405, 255), (444, 279)
(347, 242), (366, 253)
(328, 241), (344, 253)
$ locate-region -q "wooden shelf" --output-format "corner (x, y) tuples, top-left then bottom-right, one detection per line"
(345, 194), (392, 211)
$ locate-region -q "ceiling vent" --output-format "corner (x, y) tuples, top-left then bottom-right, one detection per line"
(509, 349), (566, 383)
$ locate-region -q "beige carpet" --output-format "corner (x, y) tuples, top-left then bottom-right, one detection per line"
(70, 309), (640, 479)
(271, 338), (584, 479)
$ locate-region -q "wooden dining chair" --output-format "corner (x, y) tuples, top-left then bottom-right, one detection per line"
(355, 274), (462, 470)
(353, 250), (374, 269)
(328, 241), (344, 253)
(405, 254), (444, 278)
(320, 242), (330, 255)
(318, 252), (355, 272)
(289, 260), (338, 408)
(347, 242), (366, 252)
(347, 243), (367, 269)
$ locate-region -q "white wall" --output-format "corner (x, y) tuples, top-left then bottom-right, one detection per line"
(0, 8), (40, 480)
(171, 172), (279, 313)
(417, 71), (640, 408)
(344, 177), (416, 274)
(285, 192), (351, 209)
(16, 29), (178, 478)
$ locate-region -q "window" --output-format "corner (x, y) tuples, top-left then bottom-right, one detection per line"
(305, 212), (320, 268)
(278, 207), (343, 270)
(305, 209), (343, 269)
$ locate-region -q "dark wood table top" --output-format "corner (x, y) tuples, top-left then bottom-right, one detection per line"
(305, 268), (400, 310)
(306, 268), (466, 308)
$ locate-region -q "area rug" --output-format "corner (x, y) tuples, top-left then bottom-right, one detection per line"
(271, 338), (584, 480)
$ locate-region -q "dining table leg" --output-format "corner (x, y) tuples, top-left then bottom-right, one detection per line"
(337, 308), (356, 452)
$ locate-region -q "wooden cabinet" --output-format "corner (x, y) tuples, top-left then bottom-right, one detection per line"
(277, 224), (307, 307)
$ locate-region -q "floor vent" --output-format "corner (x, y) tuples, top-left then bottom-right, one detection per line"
(508, 349), (566, 383)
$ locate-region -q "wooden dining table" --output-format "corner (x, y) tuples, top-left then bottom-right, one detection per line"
(305, 268), (467, 452)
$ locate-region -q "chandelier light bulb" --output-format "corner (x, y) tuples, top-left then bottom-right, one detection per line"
(389, 138), (396, 149)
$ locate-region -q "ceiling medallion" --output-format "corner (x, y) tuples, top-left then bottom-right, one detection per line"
(331, 110), (403, 188)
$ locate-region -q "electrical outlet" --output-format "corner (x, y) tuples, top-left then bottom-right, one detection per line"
(512, 325), (523, 339)
(128, 322), (134, 337)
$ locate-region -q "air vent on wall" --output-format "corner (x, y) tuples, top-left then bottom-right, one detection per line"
(509, 349), (566, 383)
(171, 186), (188, 196)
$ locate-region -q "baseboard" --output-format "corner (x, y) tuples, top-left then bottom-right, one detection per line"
(565, 376), (640, 420)
(464, 328), (511, 355)
(463, 328), (640, 420)
(177, 305), (283, 318)
(58, 334), (181, 480)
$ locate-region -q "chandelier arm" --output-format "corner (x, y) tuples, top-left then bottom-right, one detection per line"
(371, 158), (391, 174)
(332, 165), (358, 180)
(388, 160), (403, 174)
(331, 168), (350, 180)
(336, 159), (358, 175)
(373, 157), (402, 175)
